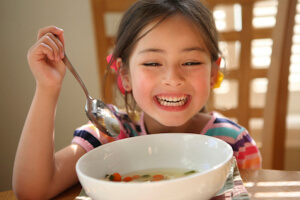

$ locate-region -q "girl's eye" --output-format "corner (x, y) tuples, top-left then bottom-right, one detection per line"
(183, 62), (202, 66)
(143, 63), (161, 67)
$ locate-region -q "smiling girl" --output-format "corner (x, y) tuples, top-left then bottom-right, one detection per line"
(13, 0), (261, 199)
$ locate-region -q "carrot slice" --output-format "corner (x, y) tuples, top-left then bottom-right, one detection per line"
(152, 174), (164, 181)
(132, 175), (140, 179)
(112, 173), (122, 182)
(123, 176), (133, 182)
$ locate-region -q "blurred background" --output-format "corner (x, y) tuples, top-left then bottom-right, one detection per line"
(1, 0), (299, 192)
(0, 0), (99, 191)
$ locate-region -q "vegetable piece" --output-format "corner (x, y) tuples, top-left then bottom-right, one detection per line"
(152, 174), (164, 181)
(112, 173), (122, 182)
(109, 175), (114, 181)
(132, 175), (140, 179)
(184, 170), (196, 175)
(141, 174), (150, 178)
(123, 176), (133, 182)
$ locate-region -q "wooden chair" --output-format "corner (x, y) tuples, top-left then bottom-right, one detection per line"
(90, 0), (136, 103)
(207, 0), (297, 169)
(261, 0), (297, 169)
(206, 0), (273, 131)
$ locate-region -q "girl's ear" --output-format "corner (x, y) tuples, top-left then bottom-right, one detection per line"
(210, 57), (222, 89)
(117, 58), (132, 92)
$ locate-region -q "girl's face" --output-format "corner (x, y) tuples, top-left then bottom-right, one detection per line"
(121, 14), (217, 128)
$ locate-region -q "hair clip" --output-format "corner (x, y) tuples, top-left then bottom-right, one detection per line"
(213, 71), (224, 89)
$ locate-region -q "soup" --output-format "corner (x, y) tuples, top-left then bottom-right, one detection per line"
(103, 168), (197, 182)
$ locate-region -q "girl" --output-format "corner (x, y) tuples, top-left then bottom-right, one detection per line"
(13, 0), (261, 199)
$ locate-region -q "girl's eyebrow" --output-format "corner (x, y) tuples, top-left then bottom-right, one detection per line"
(138, 47), (206, 54)
(138, 48), (165, 54)
(182, 47), (206, 53)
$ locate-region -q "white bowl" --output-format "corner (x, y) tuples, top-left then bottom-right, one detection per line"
(76, 133), (233, 200)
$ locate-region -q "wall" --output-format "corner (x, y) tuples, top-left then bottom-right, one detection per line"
(0, 0), (99, 191)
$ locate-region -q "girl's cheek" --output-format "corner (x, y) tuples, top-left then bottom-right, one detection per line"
(132, 75), (151, 93)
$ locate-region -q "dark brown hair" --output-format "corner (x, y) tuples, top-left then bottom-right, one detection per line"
(107, 0), (221, 119)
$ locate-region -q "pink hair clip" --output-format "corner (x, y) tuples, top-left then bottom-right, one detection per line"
(106, 54), (126, 95)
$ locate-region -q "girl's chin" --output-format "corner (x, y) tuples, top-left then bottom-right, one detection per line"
(154, 116), (190, 128)
(144, 112), (189, 128)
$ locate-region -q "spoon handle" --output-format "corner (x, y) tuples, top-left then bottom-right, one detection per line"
(62, 54), (91, 99)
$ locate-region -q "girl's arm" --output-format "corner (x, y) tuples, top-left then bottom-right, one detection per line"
(234, 129), (262, 169)
(12, 26), (86, 199)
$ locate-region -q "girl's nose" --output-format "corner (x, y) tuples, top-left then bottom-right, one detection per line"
(162, 66), (185, 87)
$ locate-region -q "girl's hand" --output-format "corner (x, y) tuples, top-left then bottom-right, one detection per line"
(27, 26), (66, 88)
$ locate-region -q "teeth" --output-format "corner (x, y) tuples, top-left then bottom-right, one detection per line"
(157, 95), (188, 106)
(158, 96), (186, 102)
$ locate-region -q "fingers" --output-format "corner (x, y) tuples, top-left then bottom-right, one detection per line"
(36, 26), (65, 62)
(37, 26), (65, 47)
(44, 33), (64, 61)
(38, 42), (58, 62)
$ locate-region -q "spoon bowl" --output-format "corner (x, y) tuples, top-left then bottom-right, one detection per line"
(62, 53), (120, 137)
(85, 98), (120, 137)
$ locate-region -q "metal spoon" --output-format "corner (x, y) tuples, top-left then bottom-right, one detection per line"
(62, 53), (120, 137)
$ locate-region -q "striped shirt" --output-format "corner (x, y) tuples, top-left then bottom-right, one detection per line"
(72, 106), (261, 169)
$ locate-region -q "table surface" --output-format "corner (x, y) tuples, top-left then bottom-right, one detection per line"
(1, 169), (300, 200)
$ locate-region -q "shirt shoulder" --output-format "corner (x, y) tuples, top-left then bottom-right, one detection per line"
(202, 112), (261, 169)
(203, 112), (245, 140)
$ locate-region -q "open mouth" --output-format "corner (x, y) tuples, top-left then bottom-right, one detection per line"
(156, 95), (189, 107)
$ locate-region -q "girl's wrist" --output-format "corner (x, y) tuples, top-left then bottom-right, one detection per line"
(35, 84), (62, 96)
